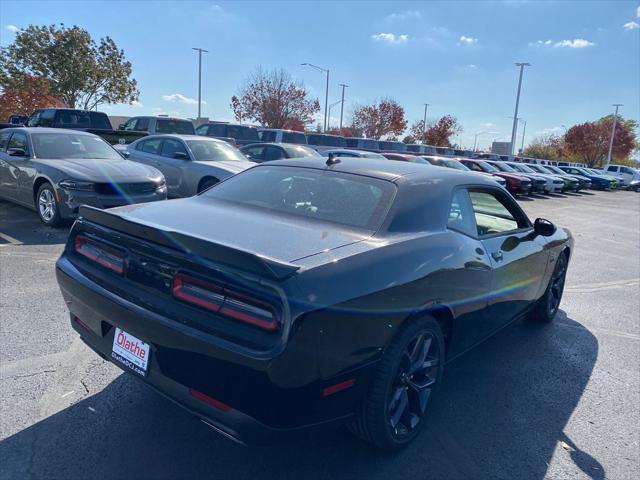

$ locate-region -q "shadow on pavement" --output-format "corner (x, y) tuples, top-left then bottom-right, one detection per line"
(0, 201), (69, 246)
(0, 313), (601, 480)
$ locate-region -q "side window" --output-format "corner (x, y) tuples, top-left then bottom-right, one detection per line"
(260, 131), (276, 142)
(621, 167), (633, 175)
(468, 190), (522, 237)
(135, 118), (149, 131)
(243, 146), (265, 162)
(466, 162), (483, 172)
(7, 132), (29, 154)
(447, 189), (476, 237)
(0, 131), (12, 151)
(123, 118), (138, 131)
(606, 166), (616, 172)
(26, 111), (41, 127)
(137, 138), (162, 154)
(263, 146), (285, 161)
(160, 139), (188, 159)
(40, 109), (55, 127)
(196, 125), (208, 135)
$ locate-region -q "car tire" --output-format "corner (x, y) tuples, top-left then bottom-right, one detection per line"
(198, 177), (219, 193)
(348, 316), (445, 450)
(531, 252), (568, 323)
(36, 182), (63, 227)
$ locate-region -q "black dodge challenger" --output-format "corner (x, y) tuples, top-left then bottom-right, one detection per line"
(56, 157), (573, 449)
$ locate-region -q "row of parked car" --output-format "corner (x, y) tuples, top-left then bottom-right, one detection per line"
(1, 109), (638, 227)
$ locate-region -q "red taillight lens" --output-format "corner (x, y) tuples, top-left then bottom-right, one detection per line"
(74, 235), (124, 274)
(172, 274), (278, 331)
(189, 388), (232, 412)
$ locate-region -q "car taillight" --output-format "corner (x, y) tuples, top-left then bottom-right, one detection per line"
(74, 235), (125, 274)
(172, 274), (279, 331)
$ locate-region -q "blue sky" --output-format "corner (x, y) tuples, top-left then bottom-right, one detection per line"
(1, 0), (638, 149)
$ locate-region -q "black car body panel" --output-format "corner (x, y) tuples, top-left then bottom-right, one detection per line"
(56, 158), (573, 443)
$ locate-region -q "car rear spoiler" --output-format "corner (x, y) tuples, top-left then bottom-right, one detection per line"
(78, 206), (300, 281)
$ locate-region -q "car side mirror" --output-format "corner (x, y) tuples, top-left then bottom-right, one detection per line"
(118, 124), (125, 130)
(534, 218), (556, 237)
(120, 151), (130, 159)
(173, 152), (189, 160)
(7, 148), (26, 157)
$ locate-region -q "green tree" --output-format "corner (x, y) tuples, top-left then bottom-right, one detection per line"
(0, 24), (139, 110)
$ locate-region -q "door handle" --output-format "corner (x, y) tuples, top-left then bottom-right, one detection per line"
(491, 251), (503, 262)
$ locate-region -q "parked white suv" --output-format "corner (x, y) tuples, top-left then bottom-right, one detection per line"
(118, 116), (195, 135)
(606, 164), (639, 190)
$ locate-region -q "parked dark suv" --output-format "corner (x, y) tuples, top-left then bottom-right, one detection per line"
(196, 122), (260, 146)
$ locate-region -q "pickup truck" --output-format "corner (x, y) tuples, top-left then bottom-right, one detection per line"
(26, 108), (147, 145)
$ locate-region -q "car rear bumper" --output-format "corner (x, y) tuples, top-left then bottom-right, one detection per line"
(55, 256), (371, 443)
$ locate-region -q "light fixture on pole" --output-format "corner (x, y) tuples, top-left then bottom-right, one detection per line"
(510, 62), (530, 155)
(192, 47), (208, 119)
(338, 84), (349, 131)
(422, 103), (430, 143)
(302, 63), (330, 132)
(605, 104), (623, 170)
(327, 100), (342, 131)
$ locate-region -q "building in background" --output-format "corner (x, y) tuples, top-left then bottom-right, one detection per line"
(491, 141), (512, 155)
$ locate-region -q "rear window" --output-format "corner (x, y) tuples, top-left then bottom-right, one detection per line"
(54, 111), (112, 130)
(282, 131), (307, 144)
(156, 119), (195, 135)
(203, 166), (396, 230)
(226, 125), (259, 141)
(283, 145), (320, 158)
(186, 140), (246, 162)
(306, 134), (346, 148)
(259, 131), (277, 142)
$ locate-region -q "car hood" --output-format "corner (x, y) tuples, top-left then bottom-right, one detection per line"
(493, 172), (530, 182)
(37, 158), (162, 183)
(109, 196), (371, 263)
(193, 160), (255, 174)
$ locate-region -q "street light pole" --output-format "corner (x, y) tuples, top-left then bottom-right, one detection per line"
(301, 63), (330, 132)
(339, 83), (349, 131)
(605, 104), (623, 170)
(422, 103), (429, 143)
(192, 47), (208, 119)
(473, 131), (486, 152)
(510, 62), (530, 155)
(520, 120), (527, 154)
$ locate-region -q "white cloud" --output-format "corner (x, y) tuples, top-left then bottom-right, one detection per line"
(371, 33), (409, 45)
(623, 21), (640, 30)
(161, 93), (205, 105)
(637, 5), (640, 17)
(458, 35), (478, 45)
(6, 24), (19, 33)
(131, 100), (143, 107)
(385, 10), (421, 22)
(480, 122), (495, 128)
(536, 126), (564, 135)
(553, 38), (595, 48)
(466, 64), (478, 69)
(531, 38), (595, 48)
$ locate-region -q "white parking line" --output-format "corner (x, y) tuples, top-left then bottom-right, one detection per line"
(0, 231), (23, 246)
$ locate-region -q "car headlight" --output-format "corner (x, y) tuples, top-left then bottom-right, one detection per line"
(155, 178), (166, 189)
(59, 180), (96, 191)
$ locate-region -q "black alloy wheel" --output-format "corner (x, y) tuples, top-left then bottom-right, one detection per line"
(532, 252), (568, 323)
(348, 316), (445, 449)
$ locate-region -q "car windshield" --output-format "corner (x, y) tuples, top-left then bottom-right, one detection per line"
(283, 145), (321, 158)
(476, 160), (498, 172)
(203, 165), (396, 230)
(536, 166), (555, 174)
(546, 166), (564, 174)
(492, 162), (517, 173)
(186, 140), (247, 162)
(31, 133), (122, 160)
(444, 160), (470, 171)
(156, 119), (195, 134)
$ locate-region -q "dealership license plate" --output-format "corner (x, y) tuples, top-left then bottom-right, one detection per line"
(111, 328), (150, 377)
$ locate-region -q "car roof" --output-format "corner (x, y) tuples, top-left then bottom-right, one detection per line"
(240, 142), (311, 149)
(138, 134), (218, 141)
(5, 127), (96, 136)
(263, 157), (497, 187)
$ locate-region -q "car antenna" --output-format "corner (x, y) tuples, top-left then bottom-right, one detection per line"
(326, 153), (341, 166)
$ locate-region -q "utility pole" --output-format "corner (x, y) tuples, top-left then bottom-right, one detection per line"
(605, 104), (623, 170)
(192, 47), (208, 119)
(301, 63), (330, 132)
(520, 120), (527, 154)
(422, 103), (429, 143)
(510, 62), (530, 155)
(339, 83), (349, 131)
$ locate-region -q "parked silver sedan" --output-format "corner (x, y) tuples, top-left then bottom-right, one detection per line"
(126, 135), (255, 197)
(0, 128), (166, 227)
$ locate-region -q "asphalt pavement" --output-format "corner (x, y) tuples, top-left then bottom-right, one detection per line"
(0, 189), (638, 480)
